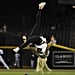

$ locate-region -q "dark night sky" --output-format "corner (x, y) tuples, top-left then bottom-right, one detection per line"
(0, 0), (49, 16)
(0, 1), (35, 15)
(0, 0), (48, 10)
(0, 0), (74, 16)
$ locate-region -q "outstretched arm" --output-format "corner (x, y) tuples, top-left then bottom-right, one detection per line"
(13, 2), (46, 53)
(28, 2), (46, 37)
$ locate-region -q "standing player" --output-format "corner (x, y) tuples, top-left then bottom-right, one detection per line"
(14, 52), (20, 67)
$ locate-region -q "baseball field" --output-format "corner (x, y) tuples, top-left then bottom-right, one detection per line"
(0, 69), (75, 75)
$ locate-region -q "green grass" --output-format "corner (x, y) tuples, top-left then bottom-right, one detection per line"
(0, 69), (75, 75)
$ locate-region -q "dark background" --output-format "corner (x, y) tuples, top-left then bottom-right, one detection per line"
(0, 0), (75, 69)
(0, 0), (75, 47)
